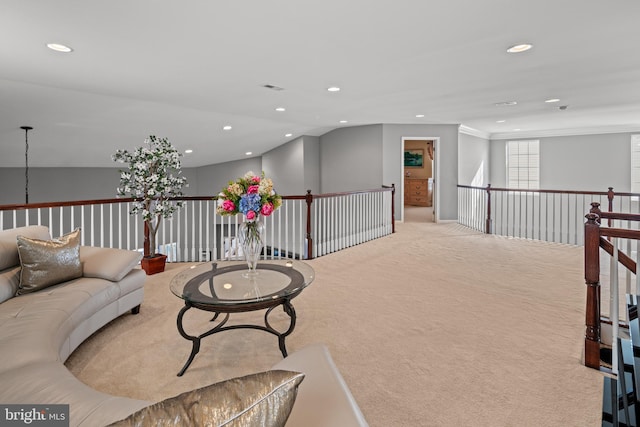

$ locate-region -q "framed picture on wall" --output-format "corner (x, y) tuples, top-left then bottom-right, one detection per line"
(404, 149), (424, 167)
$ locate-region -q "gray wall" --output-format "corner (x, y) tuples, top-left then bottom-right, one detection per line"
(195, 157), (262, 196)
(382, 124), (460, 221)
(0, 167), (198, 205)
(262, 137), (305, 196)
(320, 125), (384, 192)
(260, 135), (320, 196)
(490, 132), (633, 192)
(458, 133), (490, 186)
(4, 128), (633, 223)
(303, 136), (320, 194)
(317, 123), (461, 221)
(0, 168), (115, 204)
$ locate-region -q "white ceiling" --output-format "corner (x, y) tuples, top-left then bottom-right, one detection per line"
(1, 0), (639, 168)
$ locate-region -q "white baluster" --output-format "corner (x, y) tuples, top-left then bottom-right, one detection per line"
(611, 238), (620, 373)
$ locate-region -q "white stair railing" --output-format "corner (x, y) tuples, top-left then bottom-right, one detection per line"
(0, 187), (395, 261)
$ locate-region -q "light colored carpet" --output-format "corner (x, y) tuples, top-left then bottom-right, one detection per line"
(65, 222), (603, 426)
(403, 205), (433, 223)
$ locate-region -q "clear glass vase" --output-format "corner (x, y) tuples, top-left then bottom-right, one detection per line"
(238, 219), (265, 276)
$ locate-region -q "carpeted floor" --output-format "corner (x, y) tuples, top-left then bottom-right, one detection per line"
(65, 221), (603, 426)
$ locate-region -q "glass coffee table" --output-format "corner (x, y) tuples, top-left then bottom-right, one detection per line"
(170, 260), (315, 376)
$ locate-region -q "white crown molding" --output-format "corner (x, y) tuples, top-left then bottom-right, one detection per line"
(489, 124), (640, 140)
(459, 125), (491, 140)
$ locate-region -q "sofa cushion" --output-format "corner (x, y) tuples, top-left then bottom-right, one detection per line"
(0, 225), (50, 271)
(107, 370), (305, 427)
(16, 228), (82, 295)
(80, 246), (142, 282)
(0, 266), (20, 304)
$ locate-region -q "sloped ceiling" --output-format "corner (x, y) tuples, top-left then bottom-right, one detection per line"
(1, 0), (639, 167)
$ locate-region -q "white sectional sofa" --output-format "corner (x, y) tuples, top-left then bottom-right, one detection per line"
(0, 225), (368, 427)
(0, 225), (150, 426)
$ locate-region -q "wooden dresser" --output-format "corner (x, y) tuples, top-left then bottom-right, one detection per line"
(404, 178), (431, 207)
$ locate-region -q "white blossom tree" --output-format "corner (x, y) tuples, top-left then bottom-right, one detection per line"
(113, 135), (188, 257)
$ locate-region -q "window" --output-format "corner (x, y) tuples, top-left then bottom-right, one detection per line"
(507, 140), (539, 189)
(632, 135), (640, 193)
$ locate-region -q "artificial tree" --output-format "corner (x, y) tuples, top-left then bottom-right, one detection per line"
(113, 135), (188, 273)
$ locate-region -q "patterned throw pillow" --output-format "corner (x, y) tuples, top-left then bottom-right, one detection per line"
(16, 228), (82, 295)
(108, 370), (305, 427)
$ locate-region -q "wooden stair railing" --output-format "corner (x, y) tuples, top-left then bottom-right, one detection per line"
(584, 203), (640, 370)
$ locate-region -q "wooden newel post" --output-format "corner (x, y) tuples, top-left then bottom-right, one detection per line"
(391, 183), (396, 233)
(305, 190), (314, 260)
(589, 202), (601, 224)
(584, 213), (601, 369)
(607, 187), (614, 228)
(485, 184), (492, 234)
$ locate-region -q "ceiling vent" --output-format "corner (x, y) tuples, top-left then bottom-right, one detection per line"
(262, 84), (284, 91)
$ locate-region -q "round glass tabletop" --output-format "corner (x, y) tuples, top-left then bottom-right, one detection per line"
(170, 260), (315, 307)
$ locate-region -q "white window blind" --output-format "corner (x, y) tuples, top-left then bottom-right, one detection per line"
(507, 140), (539, 189)
(632, 135), (640, 193)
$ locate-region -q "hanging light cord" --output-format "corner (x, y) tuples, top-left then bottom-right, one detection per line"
(21, 126), (33, 204)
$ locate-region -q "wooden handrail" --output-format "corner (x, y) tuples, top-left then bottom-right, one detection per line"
(596, 212), (640, 222)
(599, 237), (637, 274)
(457, 184), (613, 196)
(0, 197), (136, 211)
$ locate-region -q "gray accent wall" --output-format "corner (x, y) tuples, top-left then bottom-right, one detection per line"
(3, 128), (634, 224)
(0, 167), (198, 205)
(490, 132), (633, 191)
(195, 157), (262, 196)
(261, 135), (320, 196)
(320, 125), (384, 193)
(303, 136), (320, 194)
(318, 123), (459, 221)
(382, 124), (460, 221)
(320, 125), (383, 193)
(1, 168), (122, 204)
(459, 133), (490, 186)
(262, 137), (305, 196)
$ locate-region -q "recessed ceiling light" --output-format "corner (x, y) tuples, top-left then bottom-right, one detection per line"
(275, 107), (286, 112)
(327, 86), (341, 92)
(245, 151), (252, 156)
(415, 114), (425, 118)
(507, 44), (533, 53)
(222, 125), (232, 130)
(513, 128), (521, 131)
(339, 120), (348, 124)
(495, 101), (517, 106)
(285, 133), (292, 137)
(46, 43), (73, 53)
(184, 149), (193, 154)
(496, 120), (506, 123)
(545, 98), (561, 103)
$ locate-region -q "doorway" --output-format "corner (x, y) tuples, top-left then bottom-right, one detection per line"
(401, 137), (437, 223)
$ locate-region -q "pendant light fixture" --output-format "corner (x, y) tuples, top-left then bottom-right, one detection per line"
(20, 126), (33, 204)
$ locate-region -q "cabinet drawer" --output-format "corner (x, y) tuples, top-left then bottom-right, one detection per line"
(408, 182), (427, 191)
(407, 196), (428, 203)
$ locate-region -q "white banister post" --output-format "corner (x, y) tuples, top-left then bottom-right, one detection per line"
(611, 238), (620, 372)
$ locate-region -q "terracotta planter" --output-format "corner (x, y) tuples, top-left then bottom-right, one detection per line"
(140, 254), (167, 275)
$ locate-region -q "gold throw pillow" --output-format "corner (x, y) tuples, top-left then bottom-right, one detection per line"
(16, 228), (82, 295)
(108, 370), (305, 427)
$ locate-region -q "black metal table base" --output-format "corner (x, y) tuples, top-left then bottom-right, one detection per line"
(176, 300), (297, 376)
